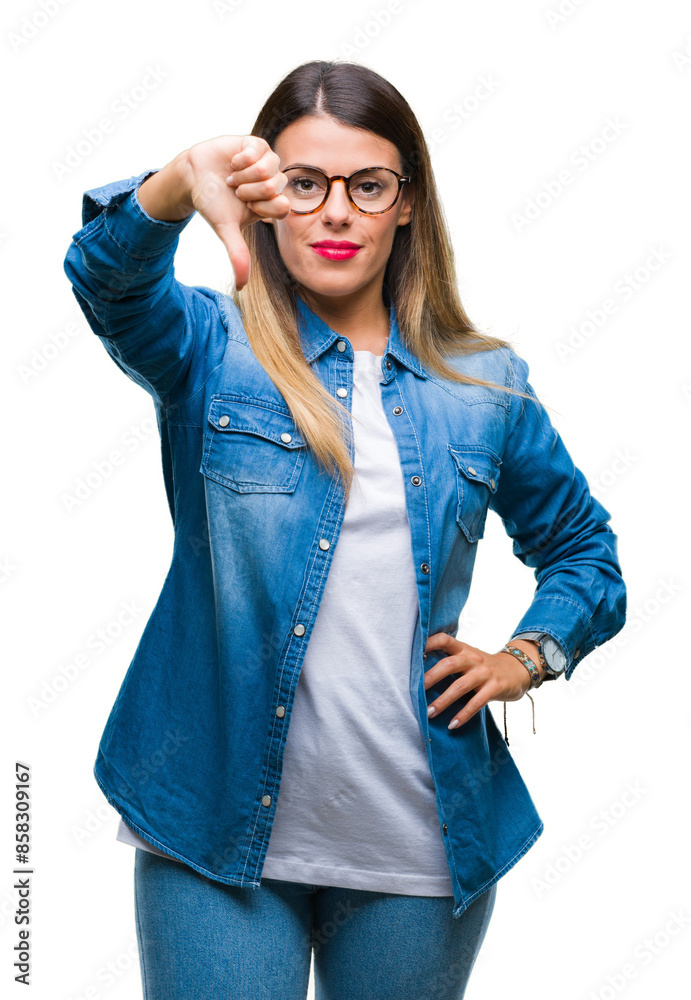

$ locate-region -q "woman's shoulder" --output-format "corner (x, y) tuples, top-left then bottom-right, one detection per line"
(434, 339), (530, 396)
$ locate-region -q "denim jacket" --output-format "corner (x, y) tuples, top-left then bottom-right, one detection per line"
(63, 169), (626, 919)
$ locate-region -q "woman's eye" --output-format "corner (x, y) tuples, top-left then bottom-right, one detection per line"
(354, 181), (382, 196)
(288, 175), (325, 194)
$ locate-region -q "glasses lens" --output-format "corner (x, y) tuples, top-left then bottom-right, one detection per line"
(284, 167), (399, 213)
(284, 168), (329, 212)
(348, 168), (399, 212)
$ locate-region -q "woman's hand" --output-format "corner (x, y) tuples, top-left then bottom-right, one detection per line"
(423, 633), (539, 730)
(181, 134), (290, 291)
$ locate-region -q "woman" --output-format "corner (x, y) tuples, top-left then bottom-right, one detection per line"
(63, 60), (626, 999)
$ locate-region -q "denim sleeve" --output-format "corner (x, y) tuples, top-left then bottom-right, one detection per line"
(490, 351), (627, 681)
(63, 169), (223, 407)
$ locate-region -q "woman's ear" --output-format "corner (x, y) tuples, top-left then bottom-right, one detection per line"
(397, 182), (415, 227)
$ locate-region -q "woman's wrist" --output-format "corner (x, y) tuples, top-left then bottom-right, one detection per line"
(507, 640), (546, 678)
(136, 151), (196, 223)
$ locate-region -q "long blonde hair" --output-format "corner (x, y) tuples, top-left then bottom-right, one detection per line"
(228, 61), (524, 503)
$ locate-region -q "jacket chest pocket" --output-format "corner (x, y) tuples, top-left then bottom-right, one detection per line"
(448, 446), (501, 542)
(200, 396), (307, 493)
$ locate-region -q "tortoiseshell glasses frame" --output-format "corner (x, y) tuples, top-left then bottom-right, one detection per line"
(284, 165), (412, 216)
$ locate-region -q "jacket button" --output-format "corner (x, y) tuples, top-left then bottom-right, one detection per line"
(575, 648), (580, 658)
(421, 563), (430, 574)
(393, 406), (403, 415)
(490, 478), (496, 490)
(336, 387), (348, 397)
(293, 624), (306, 636)
(218, 415), (230, 427)
(411, 475), (422, 486)
(276, 706), (286, 718)
(336, 340), (347, 352)
(385, 360), (392, 370)
(261, 795), (271, 807)
(280, 432), (292, 443)
(319, 538), (330, 550)
(442, 823), (448, 835)
(467, 466), (477, 476)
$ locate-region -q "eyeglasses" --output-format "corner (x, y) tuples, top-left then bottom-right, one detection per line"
(283, 164), (412, 216)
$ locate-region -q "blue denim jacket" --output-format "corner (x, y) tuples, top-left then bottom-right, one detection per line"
(63, 169), (626, 919)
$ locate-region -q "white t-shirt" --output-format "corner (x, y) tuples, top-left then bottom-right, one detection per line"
(117, 349), (454, 896)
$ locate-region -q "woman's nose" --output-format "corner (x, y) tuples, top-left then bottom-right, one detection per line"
(320, 178), (353, 221)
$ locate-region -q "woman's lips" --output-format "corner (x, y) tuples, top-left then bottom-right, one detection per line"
(310, 245), (362, 260)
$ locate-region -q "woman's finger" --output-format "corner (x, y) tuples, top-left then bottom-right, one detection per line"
(229, 176), (288, 205)
(446, 688), (491, 731)
(242, 195), (292, 221)
(230, 138), (266, 170)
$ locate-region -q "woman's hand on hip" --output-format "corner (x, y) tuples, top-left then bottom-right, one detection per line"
(423, 633), (536, 731)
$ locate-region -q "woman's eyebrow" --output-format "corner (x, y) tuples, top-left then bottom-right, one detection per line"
(283, 162), (324, 171)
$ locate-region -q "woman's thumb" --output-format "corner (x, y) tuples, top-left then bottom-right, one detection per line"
(217, 220), (250, 291)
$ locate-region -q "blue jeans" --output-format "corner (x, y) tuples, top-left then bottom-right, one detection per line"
(133, 848), (497, 999)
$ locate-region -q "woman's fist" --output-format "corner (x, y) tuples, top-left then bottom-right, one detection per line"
(182, 134), (290, 290)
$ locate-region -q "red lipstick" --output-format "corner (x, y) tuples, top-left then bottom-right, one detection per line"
(310, 240), (362, 261)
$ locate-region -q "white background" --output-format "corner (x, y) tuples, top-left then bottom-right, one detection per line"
(2, 0), (690, 997)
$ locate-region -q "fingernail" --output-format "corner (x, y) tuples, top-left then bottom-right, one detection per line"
(448, 719), (460, 730)
(427, 706), (436, 717)
(226, 174), (234, 184)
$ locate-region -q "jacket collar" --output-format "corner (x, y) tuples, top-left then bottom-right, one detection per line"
(295, 285), (427, 379)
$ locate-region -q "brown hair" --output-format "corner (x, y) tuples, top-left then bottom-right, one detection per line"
(229, 60), (525, 503)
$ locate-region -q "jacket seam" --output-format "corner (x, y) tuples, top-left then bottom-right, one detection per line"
(456, 818), (543, 913)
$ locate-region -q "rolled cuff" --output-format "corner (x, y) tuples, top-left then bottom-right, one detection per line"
(509, 596), (604, 681)
(78, 169), (196, 258)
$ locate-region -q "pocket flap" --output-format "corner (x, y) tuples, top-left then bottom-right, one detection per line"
(448, 447), (501, 492)
(206, 396), (306, 450)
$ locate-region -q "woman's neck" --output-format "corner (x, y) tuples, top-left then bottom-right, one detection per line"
(297, 282), (391, 355)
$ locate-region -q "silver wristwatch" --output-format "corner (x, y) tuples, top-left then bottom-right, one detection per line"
(511, 631), (566, 680)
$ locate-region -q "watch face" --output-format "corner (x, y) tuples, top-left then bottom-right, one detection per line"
(539, 635), (566, 675)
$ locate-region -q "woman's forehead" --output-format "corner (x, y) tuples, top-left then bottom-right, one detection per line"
(274, 118), (400, 170)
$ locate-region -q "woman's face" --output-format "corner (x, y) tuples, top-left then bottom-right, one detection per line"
(264, 115), (415, 303)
